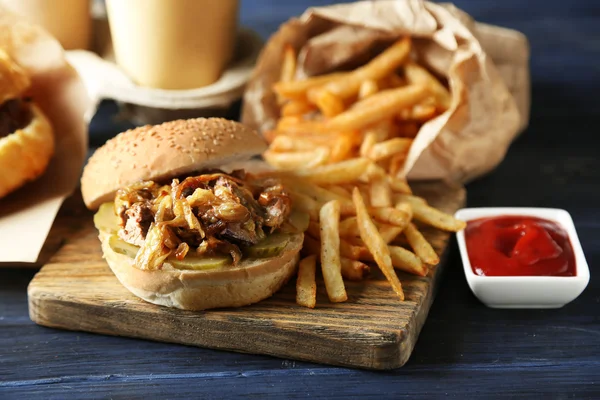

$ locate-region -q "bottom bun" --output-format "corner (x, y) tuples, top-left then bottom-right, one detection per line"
(99, 231), (303, 310)
(0, 103), (54, 199)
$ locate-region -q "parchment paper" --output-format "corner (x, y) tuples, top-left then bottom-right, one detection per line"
(242, 0), (530, 183)
(0, 6), (89, 264)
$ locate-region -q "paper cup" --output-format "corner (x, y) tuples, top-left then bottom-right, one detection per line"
(0, 0), (91, 50)
(106, 0), (239, 90)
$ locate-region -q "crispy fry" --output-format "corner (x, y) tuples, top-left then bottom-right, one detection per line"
(280, 44), (297, 83)
(394, 194), (466, 232)
(388, 246), (428, 276)
(313, 37), (411, 101)
(369, 177), (392, 208)
(319, 200), (347, 303)
(352, 188), (404, 300)
(263, 147), (329, 170)
(341, 258), (370, 281)
(289, 191), (319, 221)
(388, 176), (412, 194)
(314, 89), (345, 117)
(330, 132), (355, 162)
(389, 153), (407, 177)
(370, 207), (411, 228)
(359, 131), (377, 158)
(339, 216), (360, 237)
(295, 158), (370, 185)
(404, 222), (440, 265)
(379, 224), (404, 244)
(368, 138), (413, 161)
(271, 135), (328, 152)
(296, 255), (317, 308)
(281, 99), (316, 117)
(358, 79), (379, 99)
(324, 85), (429, 133)
(276, 118), (325, 135)
(327, 185), (352, 199)
(273, 72), (348, 100)
(404, 62), (451, 110)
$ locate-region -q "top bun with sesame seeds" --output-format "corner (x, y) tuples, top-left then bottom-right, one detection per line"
(80, 118), (268, 210)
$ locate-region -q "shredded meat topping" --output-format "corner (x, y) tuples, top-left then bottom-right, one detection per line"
(114, 170), (292, 270)
(0, 98), (33, 138)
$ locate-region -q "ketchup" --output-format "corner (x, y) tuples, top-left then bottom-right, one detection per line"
(464, 216), (576, 277)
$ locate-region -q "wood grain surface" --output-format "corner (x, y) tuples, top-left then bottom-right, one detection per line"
(27, 181), (465, 370)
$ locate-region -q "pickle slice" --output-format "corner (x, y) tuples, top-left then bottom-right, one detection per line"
(244, 233), (290, 258)
(94, 202), (120, 233)
(168, 256), (231, 270)
(108, 234), (140, 258)
(108, 235), (230, 270)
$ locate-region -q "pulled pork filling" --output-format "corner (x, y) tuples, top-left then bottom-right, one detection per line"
(0, 98), (33, 138)
(114, 170), (292, 270)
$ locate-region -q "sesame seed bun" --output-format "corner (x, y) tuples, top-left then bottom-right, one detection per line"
(80, 118), (268, 210)
(99, 230), (302, 311)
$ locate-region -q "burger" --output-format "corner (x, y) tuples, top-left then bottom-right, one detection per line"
(0, 49), (54, 199)
(80, 118), (306, 311)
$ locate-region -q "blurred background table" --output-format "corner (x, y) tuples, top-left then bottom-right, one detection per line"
(1, 0), (599, 398)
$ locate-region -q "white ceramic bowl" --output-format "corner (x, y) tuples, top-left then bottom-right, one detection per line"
(454, 207), (590, 309)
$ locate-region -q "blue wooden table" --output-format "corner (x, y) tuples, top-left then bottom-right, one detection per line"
(1, 0), (599, 398)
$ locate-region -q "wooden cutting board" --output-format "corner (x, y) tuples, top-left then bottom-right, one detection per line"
(27, 181), (465, 370)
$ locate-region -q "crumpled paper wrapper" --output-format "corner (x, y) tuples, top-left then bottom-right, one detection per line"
(242, 0), (530, 183)
(0, 6), (89, 264)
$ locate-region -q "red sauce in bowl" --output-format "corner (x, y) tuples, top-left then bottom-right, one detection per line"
(464, 216), (576, 277)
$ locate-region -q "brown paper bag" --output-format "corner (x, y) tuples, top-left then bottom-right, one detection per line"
(241, 0), (530, 183)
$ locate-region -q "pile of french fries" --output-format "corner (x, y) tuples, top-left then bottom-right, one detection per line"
(262, 37), (465, 308)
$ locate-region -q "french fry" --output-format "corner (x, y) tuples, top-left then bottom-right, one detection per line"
(389, 153), (407, 177)
(271, 135), (327, 152)
(281, 99), (316, 117)
(280, 44), (297, 83)
(404, 222), (440, 265)
(395, 194), (466, 232)
(319, 200), (347, 303)
(295, 158), (370, 185)
(359, 131), (377, 158)
(379, 225), (404, 244)
(313, 37), (411, 101)
(296, 255), (317, 308)
(324, 85), (429, 133)
(388, 246), (428, 276)
(314, 89), (345, 117)
(339, 239), (363, 259)
(339, 217), (360, 237)
(289, 191), (319, 221)
(368, 138), (413, 161)
(404, 62), (451, 110)
(388, 177), (412, 194)
(273, 72), (348, 100)
(327, 185), (352, 199)
(341, 258), (370, 281)
(352, 188), (404, 300)
(358, 79), (379, 99)
(263, 147), (329, 170)
(276, 118), (325, 135)
(370, 207), (411, 228)
(330, 132), (355, 162)
(369, 177), (392, 208)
